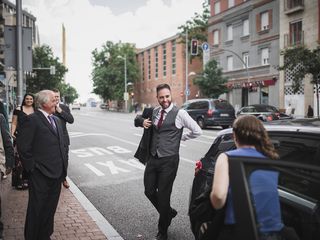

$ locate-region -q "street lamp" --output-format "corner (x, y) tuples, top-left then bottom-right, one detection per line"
(117, 55), (128, 112)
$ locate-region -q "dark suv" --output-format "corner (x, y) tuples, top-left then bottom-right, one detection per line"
(182, 98), (235, 129)
(189, 118), (320, 240)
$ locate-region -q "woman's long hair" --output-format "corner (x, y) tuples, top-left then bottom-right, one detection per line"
(21, 93), (35, 109)
(232, 115), (279, 160)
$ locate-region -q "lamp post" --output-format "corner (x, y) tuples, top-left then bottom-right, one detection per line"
(117, 55), (128, 112)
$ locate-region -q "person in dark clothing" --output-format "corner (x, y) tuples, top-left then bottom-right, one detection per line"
(17, 90), (67, 240)
(11, 93), (35, 190)
(0, 113), (14, 239)
(307, 105), (314, 118)
(134, 84), (202, 240)
(53, 89), (74, 188)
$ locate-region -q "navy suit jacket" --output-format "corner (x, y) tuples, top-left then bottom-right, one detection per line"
(17, 110), (67, 178)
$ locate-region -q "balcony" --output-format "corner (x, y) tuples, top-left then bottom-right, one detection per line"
(284, 31), (304, 48)
(284, 0), (304, 15)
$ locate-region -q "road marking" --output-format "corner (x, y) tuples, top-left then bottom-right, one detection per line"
(119, 159), (145, 170)
(201, 134), (217, 139)
(134, 133), (142, 137)
(180, 157), (195, 164)
(96, 161), (130, 175)
(84, 163), (105, 176)
(190, 139), (213, 145)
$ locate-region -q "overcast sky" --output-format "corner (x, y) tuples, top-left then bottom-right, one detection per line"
(17, 0), (204, 102)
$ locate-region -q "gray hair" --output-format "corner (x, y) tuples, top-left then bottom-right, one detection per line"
(35, 90), (54, 109)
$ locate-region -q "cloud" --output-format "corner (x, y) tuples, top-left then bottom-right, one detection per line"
(20, 0), (203, 102)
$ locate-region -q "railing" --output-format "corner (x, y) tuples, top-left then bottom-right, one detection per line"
(284, 0), (304, 13)
(284, 31), (304, 48)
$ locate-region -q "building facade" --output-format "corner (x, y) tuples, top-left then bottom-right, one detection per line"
(0, 0), (37, 111)
(135, 34), (202, 107)
(279, 0), (320, 117)
(208, 0), (280, 111)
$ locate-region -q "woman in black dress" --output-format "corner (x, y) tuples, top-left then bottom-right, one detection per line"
(10, 93), (35, 189)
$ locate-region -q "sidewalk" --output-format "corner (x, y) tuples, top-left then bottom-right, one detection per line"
(1, 176), (121, 240)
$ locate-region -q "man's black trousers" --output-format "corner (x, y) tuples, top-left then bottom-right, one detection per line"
(25, 169), (62, 240)
(144, 154), (179, 234)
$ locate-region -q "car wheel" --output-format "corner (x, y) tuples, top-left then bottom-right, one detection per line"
(221, 125), (229, 129)
(197, 118), (206, 129)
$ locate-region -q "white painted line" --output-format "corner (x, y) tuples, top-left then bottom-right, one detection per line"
(67, 177), (124, 240)
(201, 134), (217, 139)
(134, 133), (142, 137)
(180, 157), (195, 164)
(84, 163), (105, 176)
(190, 139), (213, 145)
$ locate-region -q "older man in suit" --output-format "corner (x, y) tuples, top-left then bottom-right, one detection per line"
(17, 90), (67, 240)
(52, 88), (74, 188)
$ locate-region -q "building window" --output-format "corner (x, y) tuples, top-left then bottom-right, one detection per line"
(227, 56), (233, 71)
(141, 53), (145, 82)
(213, 30), (219, 45)
(171, 40), (176, 75)
(227, 25), (233, 41)
(243, 19), (249, 36)
(242, 52), (249, 68)
(261, 48), (269, 65)
(162, 44), (166, 77)
(148, 50), (151, 80)
(261, 12), (269, 30)
(214, 1), (220, 15)
(290, 21), (303, 45)
(286, 0), (304, 9)
(228, 0), (235, 8)
(155, 47), (158, 79)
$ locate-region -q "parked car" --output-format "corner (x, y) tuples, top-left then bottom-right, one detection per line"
(189, 118), (320, 240)
(236, 104), (292, 122)
(100, 103), (109, 110)
(182, 98), (235, 129)
(71, 102), (81, 110)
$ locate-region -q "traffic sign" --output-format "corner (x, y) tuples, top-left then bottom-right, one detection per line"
(124, 92), (129, 101)
(185, 89), (190, 96)
(202, 42), (209, 51)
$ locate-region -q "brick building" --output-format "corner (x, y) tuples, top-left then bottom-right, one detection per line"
(134, 34), (202, 108)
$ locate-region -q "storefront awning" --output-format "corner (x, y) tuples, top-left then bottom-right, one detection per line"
(226, 79), (276, 89)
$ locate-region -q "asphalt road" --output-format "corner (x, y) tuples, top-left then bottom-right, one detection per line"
(67, 107), (223, 240)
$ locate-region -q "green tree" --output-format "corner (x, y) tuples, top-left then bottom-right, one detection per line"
(91, 41), (139, 101)
(278, 46), (320, 117)
(193, 59), (228, 98)
(60, 83), (79, 104)
(178, 0), (210, 58)
(26, 45), (68, 94)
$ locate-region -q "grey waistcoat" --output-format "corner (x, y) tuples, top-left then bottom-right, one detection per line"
(150, 106), (183, 158)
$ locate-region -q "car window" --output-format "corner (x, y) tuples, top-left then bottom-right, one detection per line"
(188, 102), (199, 109)
(198, 101), (208, 109)
(270, 133), (320, 201)
(213, 100), (234, 110)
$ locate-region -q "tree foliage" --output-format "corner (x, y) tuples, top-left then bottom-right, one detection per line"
(193, 59), (228, 98)
(60, 83), (79, 104)
(178, 0), (210, 58)
(91, 41), (139, 101)
(278, 45), (320, 93)
(26, 45), (69, 94)
(279, 45), (320, 117)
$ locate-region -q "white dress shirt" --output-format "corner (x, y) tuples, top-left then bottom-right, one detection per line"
(155, 103), (202, 141)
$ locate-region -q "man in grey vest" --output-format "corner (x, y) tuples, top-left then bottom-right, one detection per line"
(136, 84), (202, 240)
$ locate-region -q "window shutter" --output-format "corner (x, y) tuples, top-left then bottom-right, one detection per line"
(268, 10), (273, 29)
(256, 14), (261, 32)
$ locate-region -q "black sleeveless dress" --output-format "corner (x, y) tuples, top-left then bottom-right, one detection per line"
(11, 106), (29, 189)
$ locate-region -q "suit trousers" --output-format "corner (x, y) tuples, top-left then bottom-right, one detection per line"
(25, 168), (62, 240)
(144, 154), (179, 234)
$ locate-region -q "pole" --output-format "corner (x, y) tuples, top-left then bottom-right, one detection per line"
(124, 55), (128, 112)
(185, 29), (189, 102)
(16, 0), (23, 106)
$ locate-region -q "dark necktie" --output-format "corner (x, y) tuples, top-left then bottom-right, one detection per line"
(48, 115), (57, 132)
(157, 109), (165, 128)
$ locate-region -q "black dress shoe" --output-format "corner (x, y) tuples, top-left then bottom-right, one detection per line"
(155, 232), (168, 240)
(168, 208), (177, 226)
